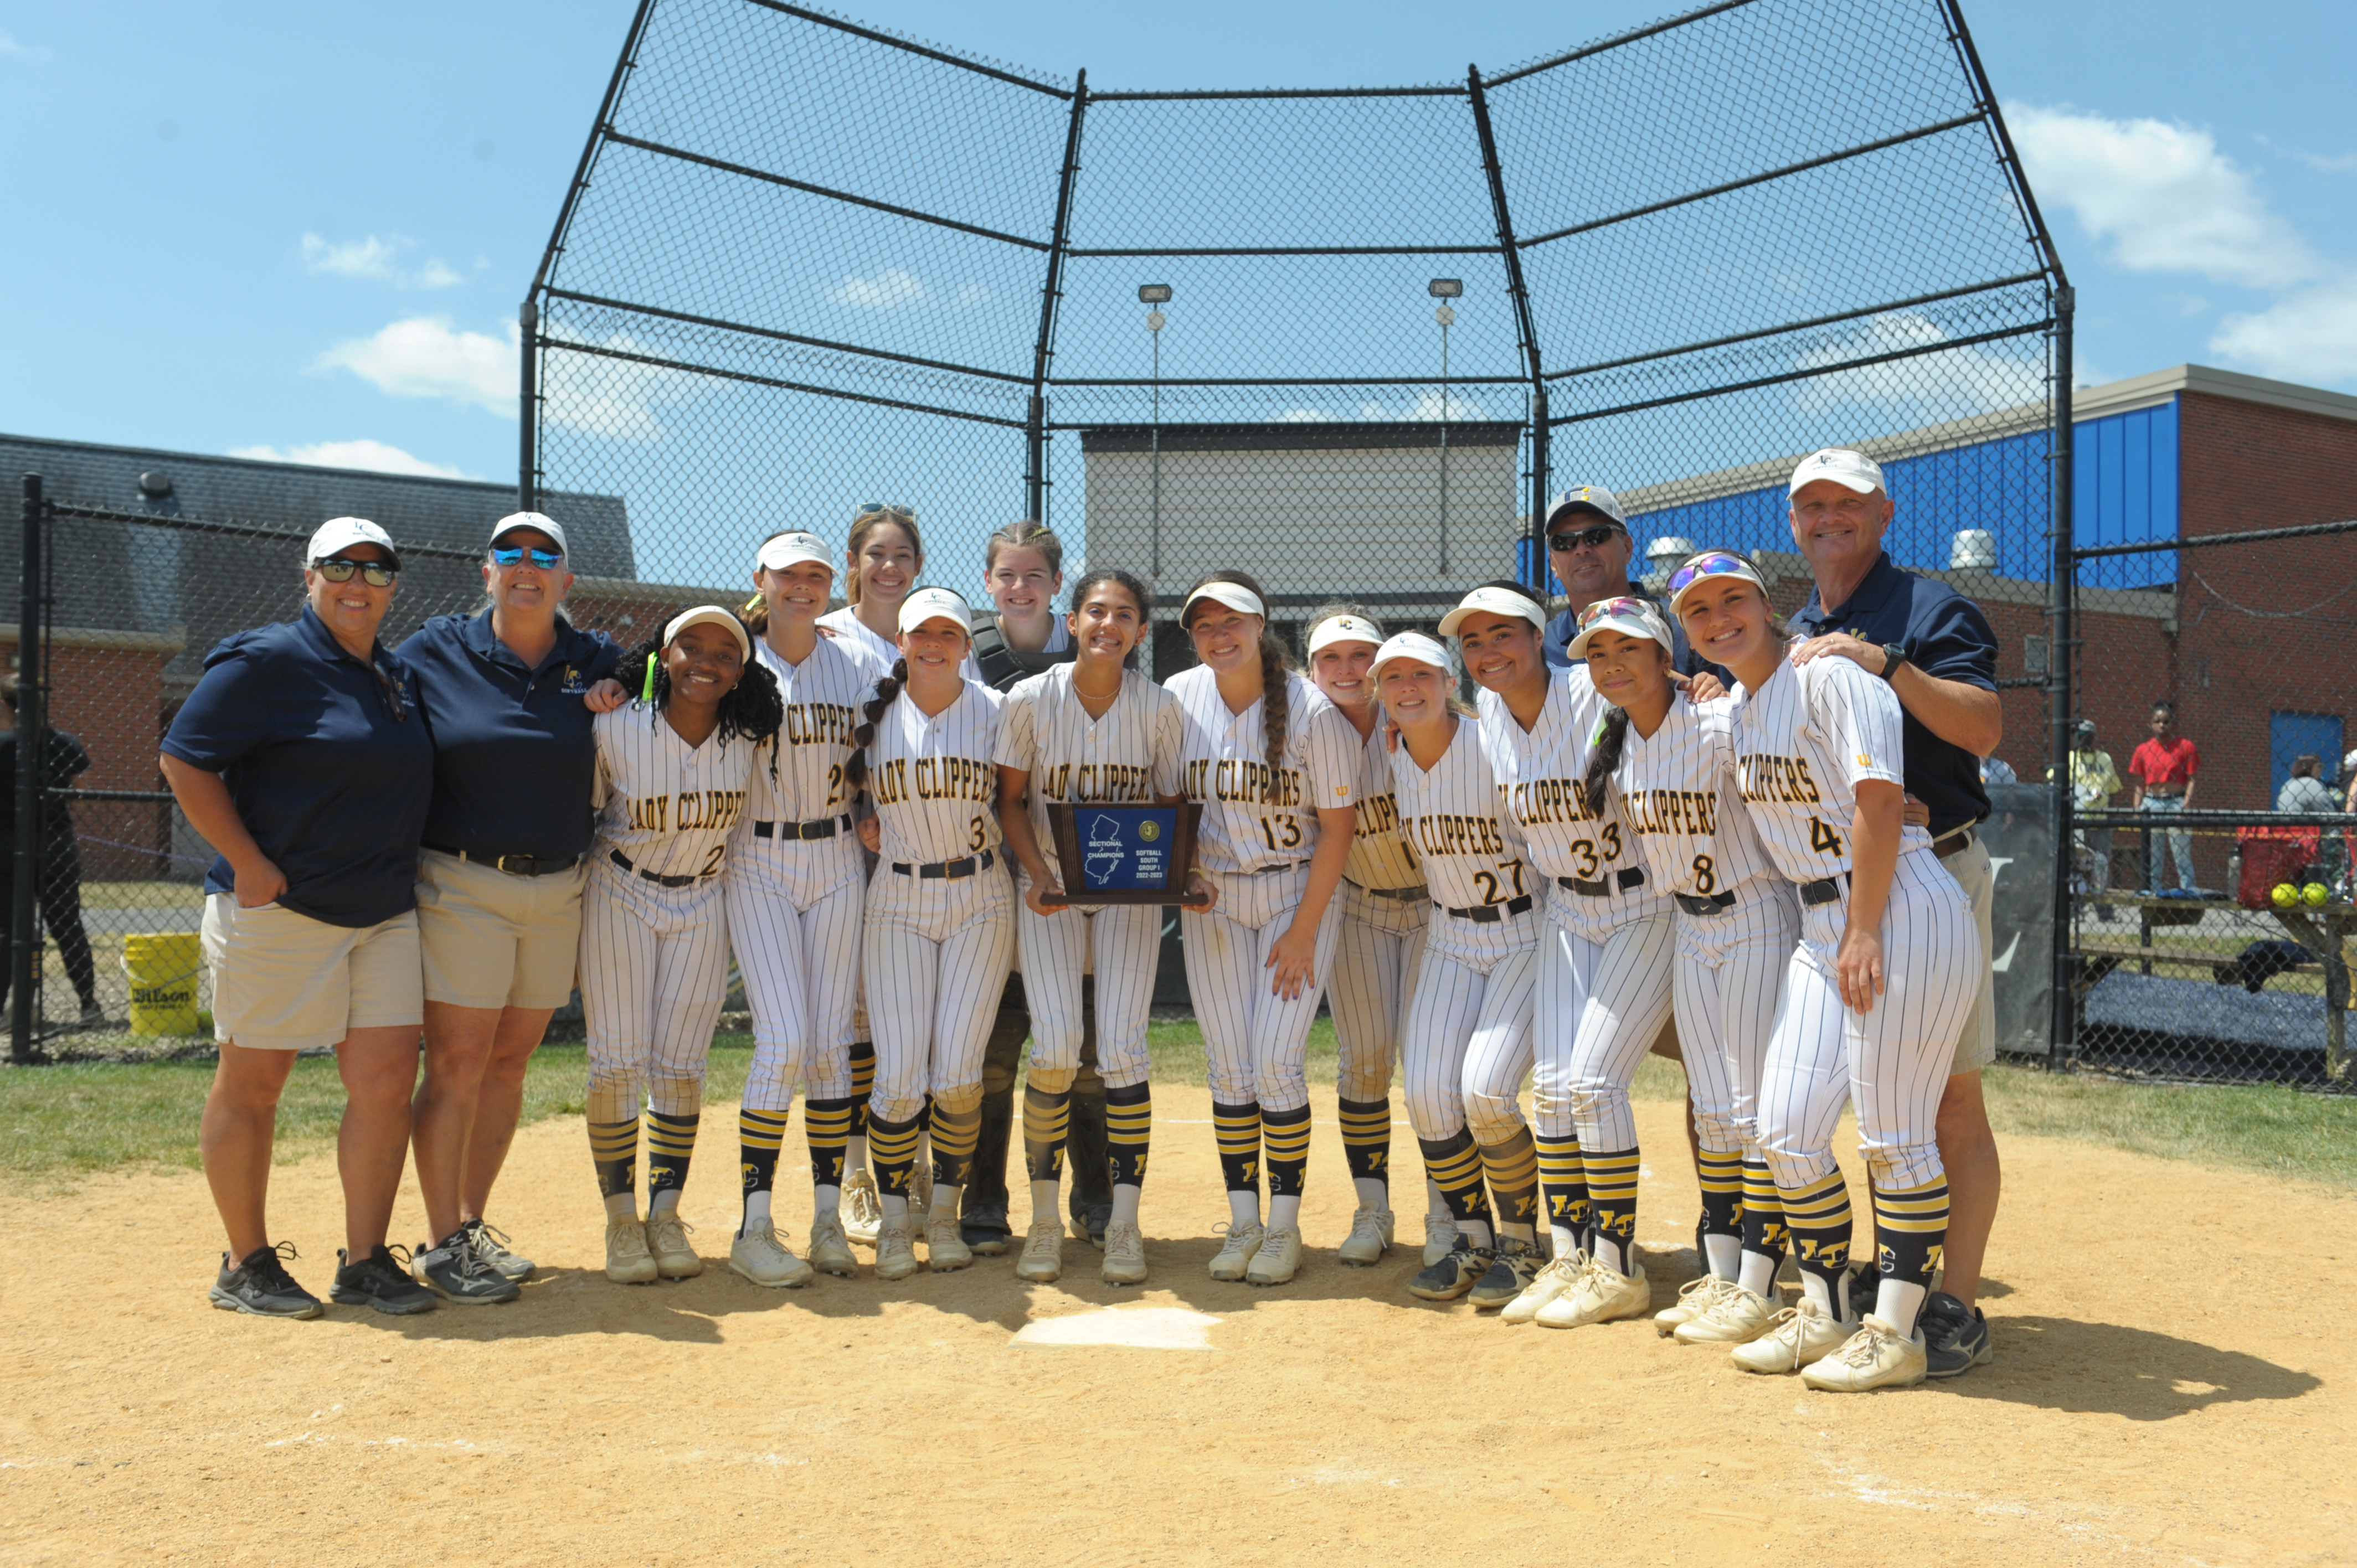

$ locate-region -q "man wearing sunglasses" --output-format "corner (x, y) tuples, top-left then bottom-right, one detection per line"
(1538, 485), (1726, 698)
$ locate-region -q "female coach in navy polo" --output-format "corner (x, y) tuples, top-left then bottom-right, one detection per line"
(397, 512), (626, 1304)
(161, 518), (438, 1320)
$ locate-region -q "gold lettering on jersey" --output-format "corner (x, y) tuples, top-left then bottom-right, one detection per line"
(1623, 788), (1720, 838)
(1183, 757), (1303, 807)
(781, 702), (858, 747)
(873, 757), (911, 804)
(1499, 777), (1600, 828)
(1411, 813), (1507, 858)
(1039, 761), (1155, 804)
(1354, 791), (1402, 840)
(1737, 754), (1823, 806)
(627, 790), (746, 833)
(910, 756), (997, 804)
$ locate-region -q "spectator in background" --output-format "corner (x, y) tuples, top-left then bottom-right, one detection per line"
(2277, 754), (2335, 814)
(2052, 719), (2123, 922)
(1979, 755), (2018, 786)
(2127, 702), (2199, 893)
(2344, 749), (2357, 814)
(0, 675), (101, 1025)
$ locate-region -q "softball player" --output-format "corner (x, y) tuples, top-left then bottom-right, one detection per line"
(1555, 597), (1802, 1348)
(581, 607), (782, 1286)
(721, 530), (886, 1288)
(1450, 581), (1675, 1330)
(1304, 607), (1434, 1268)
(1170, 571), (1360, 1287)
(848, 586), (1016, 1281)
(1671, 551), (1979, 1391)
(996, 567), (1185, 1287)
(1357, 634), (1546, 1314)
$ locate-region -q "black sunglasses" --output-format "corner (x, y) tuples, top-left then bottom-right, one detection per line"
(491, 545), (564, 570)
(313, 556), (397, 587)
(1547, 523), (1624, 554)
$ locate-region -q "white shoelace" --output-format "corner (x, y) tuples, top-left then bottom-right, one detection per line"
(1347, 1210), (1388, 1246)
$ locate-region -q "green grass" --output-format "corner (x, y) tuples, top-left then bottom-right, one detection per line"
(6, 1027), (2353, 1193)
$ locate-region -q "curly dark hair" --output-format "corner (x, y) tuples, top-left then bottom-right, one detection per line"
(615, 614), (784, 759)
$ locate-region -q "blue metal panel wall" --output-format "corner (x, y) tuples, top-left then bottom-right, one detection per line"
(2074, 398), (2179, 590)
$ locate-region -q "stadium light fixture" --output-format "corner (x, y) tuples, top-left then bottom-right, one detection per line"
(1428, 278), (1463, 298)
(1143, 285), (1171, 577)
(1138, 283), (1172, 303)
(1429, 282), (1456, 574)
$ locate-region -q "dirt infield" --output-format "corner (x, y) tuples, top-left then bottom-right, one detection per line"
(4, 1085), (2349, 1566)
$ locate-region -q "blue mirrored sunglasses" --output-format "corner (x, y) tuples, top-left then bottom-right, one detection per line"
(491, 545), (564, 569)
(1665, 553), (1752, 597)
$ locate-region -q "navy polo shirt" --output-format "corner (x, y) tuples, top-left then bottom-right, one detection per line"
(1543, 580), (1727, 687)
(399, 608), (622, 860)
(162, 607), (434, 927)
(1788, 550), (1998, 838)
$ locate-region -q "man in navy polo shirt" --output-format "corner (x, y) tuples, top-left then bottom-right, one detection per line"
(1538, 483), (1726, 692)
(1784, 446), (2003, 1380)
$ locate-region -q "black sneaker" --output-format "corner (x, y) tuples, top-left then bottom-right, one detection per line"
(330, 1245), (439, 1316)
(460, 1218), (536, 1282)
(1468, 1236), (1544, 1309)
(1068, 1200), (1111, 1250)
(1407, 1234), (1491, 1302)
(412, 1230), (522, 1305)
(209, 1242), (323, 1319)
(1919, 1289), (1993, 1378)
(1846, 1261), (1879, 1322)
(959, 1203), (1012, 1256)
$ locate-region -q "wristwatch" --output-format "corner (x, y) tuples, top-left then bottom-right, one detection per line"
(1879, 642), (1909, 680)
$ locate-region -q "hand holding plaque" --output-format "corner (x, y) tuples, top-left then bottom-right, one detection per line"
(1040, 802), (1210, 907)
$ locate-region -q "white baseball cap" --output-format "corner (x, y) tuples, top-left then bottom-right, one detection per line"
(1565, 595), (1673, 662)
(756, 530), (833, 574)
(1307, 613), (1383, 656)
(1181, 581), (1265, 623)
(898, 586), (974, 636)
(1438, 583), (1549, 637)
(490, 511), (569, 557)
(1664, 550), (1770, 617)
(1544, 484), (1627, 530)
(662, 605), (752, 661)
(1369, 631), (1452, 677)
(307, 517), (399, 571)
(1789, 447), (1885, 496)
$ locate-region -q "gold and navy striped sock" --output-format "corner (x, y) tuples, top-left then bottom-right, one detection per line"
(738, 1107), (790, 1203)
(1535, 1131), (1588, 1245)
(847, 1040), (876, 1141)
(1874, 1177), (1949, 1288)
(868, 1111), (923, 1199)
(803, 1097), (852, 1189)
(929, 1102), (982, 1189)
(645, 1108), (700, 1199)
(1779, 1167), (1856, 1314)
(1337, 1097), (1392, 1194)
(1740, 1156), (1786, 1264)
(588, 1118), (639, 1200)
(1476, 1126), (1541, 1235)
(1697, 1148), (1744, 1244)
(1419, 1129), (1493, 1227)
(1105, 1082), (1151, 1189)
(1022, 1085), (1071, 1185)
(1263, 1104), (1312, 1199)
(1213, 1101), (1262, 1194)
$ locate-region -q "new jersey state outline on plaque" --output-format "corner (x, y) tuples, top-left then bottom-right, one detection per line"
(1080, 806), (1175, 892)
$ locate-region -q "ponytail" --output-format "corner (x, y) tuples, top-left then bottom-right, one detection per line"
(845, 658), (909, 789)
(1259, 638), (1290, 803)
(1582, 706), (1630, 818)
(740, 592), (770, 635)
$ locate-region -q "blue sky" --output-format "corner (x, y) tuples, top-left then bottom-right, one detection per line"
(3, 0), (2354, 487)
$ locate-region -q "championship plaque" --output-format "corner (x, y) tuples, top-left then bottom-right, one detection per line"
(1041, 801), (1208, 907)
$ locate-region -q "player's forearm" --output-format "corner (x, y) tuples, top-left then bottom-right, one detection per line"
(1845, 783), (1902, 938)
(996, 771), (1053, 885)
(158, 754), (269, 875)
(1290, 808), (1358, 929)
(1889, 667), (2001, 757)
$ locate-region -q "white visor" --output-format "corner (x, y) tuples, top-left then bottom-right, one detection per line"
(1369, 631), (1452, 678)
(897, 586), (974, 637)
(1565, 596), (1674, 663)
(1181, 581), (1265, 623)
(756, 530), (833, 574)
(663, 605), (752, 661)
(1438, 584), (1548, 637)
(1308, 613), (1383, 656)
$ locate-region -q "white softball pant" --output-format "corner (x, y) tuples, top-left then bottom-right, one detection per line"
(1016, 893), (1160, 1091)
(579, 866), (730, 1106)
(861, 863), (1016, 1124)
(1524, 906), (1672, 1149)
(1329, 881), (1428, 1103)
(1399, 929), (1537, 1143)
(1759, 849), (1981, 1194)
(1667, 875), (1799, 1157)
(727, 862), (863, 1115)
(1180, 864), (1342, 1116)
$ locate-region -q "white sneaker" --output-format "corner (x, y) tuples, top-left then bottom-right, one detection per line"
(1654, 1273), (1736, 1335)
(1339, 1208), (1394, 1267)
(842, 1170), (883, 1247)
(1675, 1283), (1777, 1345)
(728, 1221), (814, 1288)
(1208, 1221), (1264, 1281)
(1732, 1296), (1851, 1374)
(1422, 1214), (1459, 1267)
(805, 1212), (858, 1277)
(645, 1211), (702, 1279)
(924, 1214), (972, 1272)
(1014, 1219), (1063, 1283)
(1501, 1251), (1588, 1325)
(874, 1216), (920, 1281)
(1100, 1222), (1148, 1286)
(1802, 1314), (1929, 1392)
(604, 1217), (657, 1285)
(1535, 1258), (1649, 1328)
(1246, 1226), (1303, 1286)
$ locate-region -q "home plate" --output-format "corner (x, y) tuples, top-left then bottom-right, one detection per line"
(1010, 1307), (1221, 1350)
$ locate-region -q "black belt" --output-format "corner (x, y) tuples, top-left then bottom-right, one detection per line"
(609, 848), (706, 889)
(1675, 889), (1737, 917)
(1438, 894), (1533, 923)
(1932, 827), (1974, 861)
(1559, 866), (1648, 898)
(1353, 881), (1426, 902)
(1799, 872), (1851, 907)
(1244, 860), (1313, 874)
(755, 814), (852, 842)
(424, 844), (583, 878)
(892, 849), (996, 880)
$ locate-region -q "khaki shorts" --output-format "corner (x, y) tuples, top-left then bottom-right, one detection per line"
(202, 895), (423, 1051)
(415, 849), (586, 1010)
(1946, 834), (1998, 1075)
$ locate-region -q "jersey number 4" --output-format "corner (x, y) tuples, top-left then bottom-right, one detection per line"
(1808, 816), (1845, 857)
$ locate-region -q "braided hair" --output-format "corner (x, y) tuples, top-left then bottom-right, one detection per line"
(1577, 633), (1671, 818)
(1183, 568), (1292, 804)
(845, 658), (909, 790)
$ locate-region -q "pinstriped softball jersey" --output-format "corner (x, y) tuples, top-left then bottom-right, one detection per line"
(1617, 694), (1772, 900)
(865, 679), (1005, 865)
(995, 664), (1185, 1090)
(816, 605), (899, 670)
(1332, 724), (1428, 1105)
(1167, 667), (1361, 874)
(1342, 726), (1422, 891)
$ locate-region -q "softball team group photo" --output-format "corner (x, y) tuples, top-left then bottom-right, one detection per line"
(165, 443), (2002, 1395)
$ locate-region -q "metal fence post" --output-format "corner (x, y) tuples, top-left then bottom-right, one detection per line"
(518, 297), (540, 514)
(1027, 70), (1089, 526)
(12, 474), (45, 1063)
(1466, 66), (1548, 589)
(2047, 286), (2077, 1070)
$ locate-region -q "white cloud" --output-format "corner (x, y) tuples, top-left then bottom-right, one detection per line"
(413, 258), (464, 290)
(830, 268), (927, 310)
(2210, 280), (2357, 384)
(2008, 103), (2320, 290)
(302, 233), (466, 290)
(537, 320), (701, 445)
(1791, 311), (2032, 418)
(227, 440), (471, 479)
(316, 317), (517, 415)
(1274, 409), (1339, 422)
(1357, 389), (1493, 421)
(0, 28), (53, 60)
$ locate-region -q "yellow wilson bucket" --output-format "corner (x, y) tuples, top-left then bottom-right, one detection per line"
(123, 932), (202, 1036)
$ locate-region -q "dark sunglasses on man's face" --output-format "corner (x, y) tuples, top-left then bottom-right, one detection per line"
(491, 545), (564, 570)
(313, 556), (396, 587)
(1548, 523), (1623, 554)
